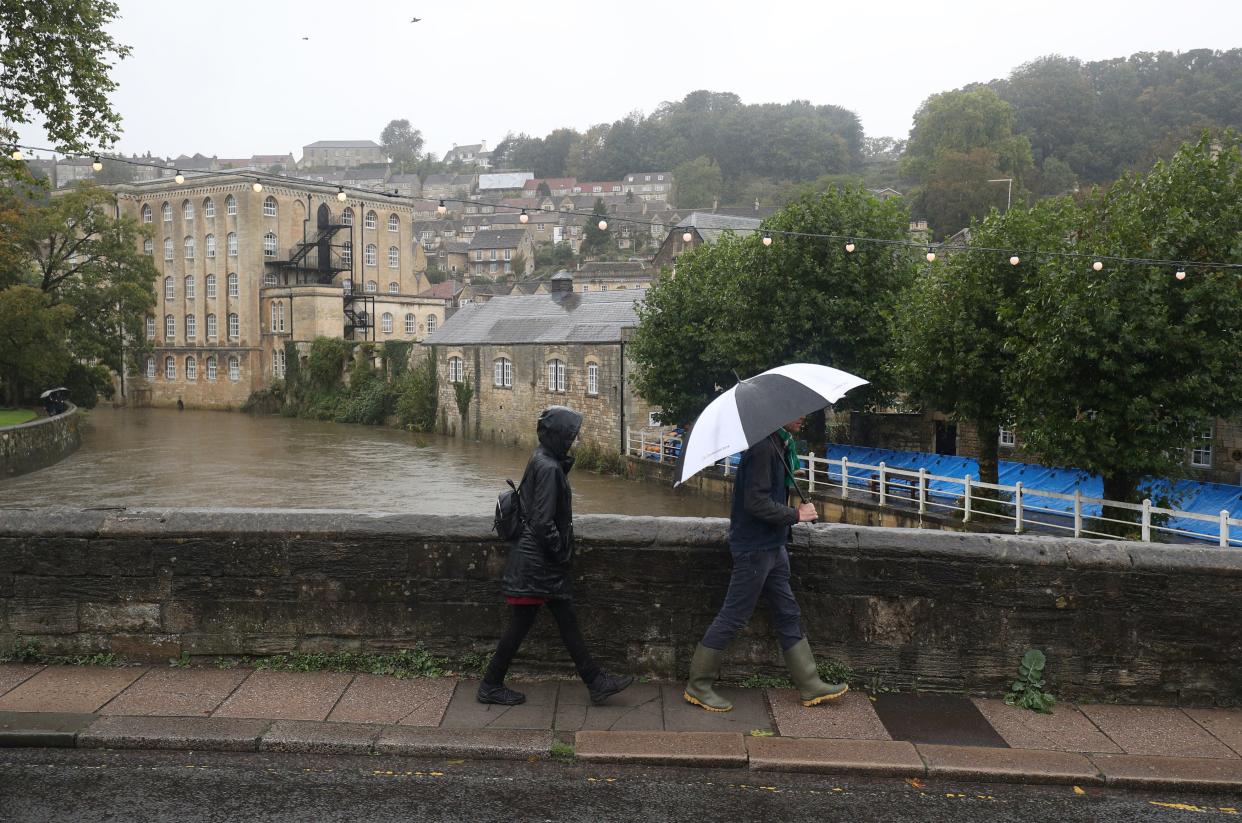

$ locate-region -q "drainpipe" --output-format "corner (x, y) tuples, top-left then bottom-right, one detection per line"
(618, 337), (626, 454)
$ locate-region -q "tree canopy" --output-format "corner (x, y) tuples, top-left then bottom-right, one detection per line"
(380, 119), (425, 172)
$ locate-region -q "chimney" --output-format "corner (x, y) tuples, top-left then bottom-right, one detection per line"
(480, 140), (487, 152)
(550, 270), (573, 293)
(753, 198), (760, 212)
(711, 198), (718, 212)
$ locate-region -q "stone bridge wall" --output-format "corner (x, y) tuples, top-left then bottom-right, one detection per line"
(0, 405), (81, 478)
(1, 508), (1239, 706)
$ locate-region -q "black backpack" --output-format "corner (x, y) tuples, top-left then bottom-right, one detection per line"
(492, 479), (524, 540)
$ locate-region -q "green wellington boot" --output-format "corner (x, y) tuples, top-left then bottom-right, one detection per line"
(784, 638), (848, 707)
(683, 644), (733, 712)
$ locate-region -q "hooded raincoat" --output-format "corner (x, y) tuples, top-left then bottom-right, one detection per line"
(501, 406), (583, 600)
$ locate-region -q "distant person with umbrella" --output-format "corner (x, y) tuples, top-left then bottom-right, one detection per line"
(674, 364), (868, 712)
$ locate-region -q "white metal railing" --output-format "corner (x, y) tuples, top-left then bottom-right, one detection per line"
(624, 431), (1242, 548)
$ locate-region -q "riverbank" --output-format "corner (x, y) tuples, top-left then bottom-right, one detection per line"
(0, 404), (81, 478)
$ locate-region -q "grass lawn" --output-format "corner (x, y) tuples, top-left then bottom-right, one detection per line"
(0, 408), (37, 427)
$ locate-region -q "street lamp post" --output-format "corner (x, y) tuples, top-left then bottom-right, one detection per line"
(988, 178), (1013, 212)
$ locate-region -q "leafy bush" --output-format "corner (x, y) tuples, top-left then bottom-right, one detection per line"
(396, 355), (438, 432)
(1005, 649), (1056, 713)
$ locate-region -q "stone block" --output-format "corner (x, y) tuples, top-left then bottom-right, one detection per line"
(8, 598), (78, 634)
(576, 730), (746, 767)
(374, 726), (552, 759)
(108, 635), (182, 662)
(919, 744), (1102, 785)
(1091, 753), (1242, 792)
(78, 715), (270, 752)
(0, 710), (96, 747)
(80, 602), (161, 632)
(747, 737), (923, 776)
(260, 720), (382, 755)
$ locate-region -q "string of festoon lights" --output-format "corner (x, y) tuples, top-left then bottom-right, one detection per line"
(9, 142), (1240, 280)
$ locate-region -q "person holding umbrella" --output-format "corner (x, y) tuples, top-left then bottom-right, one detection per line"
(674, 364), (868, 712)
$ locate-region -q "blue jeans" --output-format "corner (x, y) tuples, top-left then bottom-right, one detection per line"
(700, 546), (803, 652)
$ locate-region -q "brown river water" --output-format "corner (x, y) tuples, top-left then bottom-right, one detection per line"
(0, 406), (727, 517)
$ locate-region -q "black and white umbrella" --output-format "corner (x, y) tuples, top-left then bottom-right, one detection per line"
(39, 387), (68, 399)
(673, 363), (868, 487)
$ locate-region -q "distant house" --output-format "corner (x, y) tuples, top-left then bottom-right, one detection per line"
(652, 211), (762, 271)
(389, 173), (423, 197)
(252, 153), (296, 172)
(571, 261), (657, 293)
(478, 171), (534, 193)
(522, 177), (577, 197)
(572, 181), (624, 197)
(869, 187), (903, 201)
(302, 140), (386, 169)
(416, 279), (465, 311)
(422, 173), (476, 203)
(444, 142), (488, 167)
(468, 229), (535, 278)
(420, 270), (658, 451)
(622, 171), (674, 202)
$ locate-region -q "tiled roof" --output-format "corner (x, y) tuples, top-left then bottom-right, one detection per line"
(417, 281), (463, 300)
(306, 140), (381, 149)
(424, 289), (645, 345)
(468, 229), (527, 250)
(523, 177), (577, 190)
(677, 211), (762, 242)
(478, 172), (534, 190)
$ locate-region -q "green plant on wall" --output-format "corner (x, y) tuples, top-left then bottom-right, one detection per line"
(453, 375), (474, 437)
(1005, 648), (1055, 713)
(396, 352), (438, 432)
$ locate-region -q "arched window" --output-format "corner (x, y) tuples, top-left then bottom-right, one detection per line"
(405, 313), (415, 335)
(164, 277), (174, 300)
(387, 213), (399, 232)
(448, 356), (464, 383)
(183, 200), (194, 220)
(227, 312), (239, 340)
(342, 277), (352, 294)
(263, 232), (277, 257)
(205, 234), (216, 258)
(263, 271), (277, 287)
(547, 358), (565, 392)
(141, 204), (153, 223)
(145, 316), (155, 340)
(165, 314), (176, 339)
(587, 363), (599, 395)
(341, 241), (352, 266)
(388, 246), (399, 268)
(143, 238), (153, 256)
(228, 356), (240, 382)
(271, 301), (285, 332)
(263, 196), (277, 217)
(227, 232), (237, 257)
(388, 281), (399, 294)
(165, 355), (176, 380)
(341, 207), (354, 226)
(365, 210), (377, 229)
(185, 355), (197, 381)
(426, 314), (436, 334)
(206, 355), (218, 381)
(162, 202), (172, 222)
(225, 195), (237, 216)
(203, 197), (215, 218)
(184, 236), (195, 259)
(163, 238), (173, 261)
(206, 313), (217, 339)
(365, 243), (377, 266)
(494, 357), (513, 388)
(145, 356), (155, 379)
(381, 312), (393, 334)
(206, 274), (217, 298)
(227, 273), (239, 297)
(185, 275), (195, 299)
(365, 280), (377, 293)
(185, 314), (196, 340)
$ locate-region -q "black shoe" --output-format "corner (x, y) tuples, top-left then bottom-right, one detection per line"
(477, 682), (526, 706)
(588, 672), (635, 705)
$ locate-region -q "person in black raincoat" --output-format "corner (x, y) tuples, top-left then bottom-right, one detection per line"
(477, 406), (634, 706)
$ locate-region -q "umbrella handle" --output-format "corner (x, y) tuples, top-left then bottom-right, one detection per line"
(782, 457), (809, 505)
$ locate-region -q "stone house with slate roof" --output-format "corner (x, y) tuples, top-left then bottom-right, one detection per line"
(420, 271), (658, 452)
(468, 229), (534, 277)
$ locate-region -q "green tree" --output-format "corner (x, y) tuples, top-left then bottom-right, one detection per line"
(1011, 133), (1242, 506)
(631, 187), (913, 426)
(896, 199), (1077, 486)
(916, 148), (1015, 237)
(380, 119), (425, 172)
(672, 156), (723, 208)
(579, 199), (612, 257)
(0, 285), (74, 405)
(536, 181), (552, 197)
(0, 1), (131, 151)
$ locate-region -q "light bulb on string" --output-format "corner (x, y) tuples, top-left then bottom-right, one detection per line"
(598, 219), (608, 231)
(844, 241), (855, 253)
(1009, 256), (1020, 266)
(9, 147), (22, 161)
(519, 209), (529, 224)
(174, 170), (185, 184)
(682, 230), (693, 243)
(762, 235), (772, 247)
(91, 156), (103, 172)
(926, 248), (936, 263)
(437, 200), (447, 215)
(1092, 261), (1103, 271)
(252, 180), (263, 192)
(336, 187), (347, 202)
(1176, 269), (1187, 281)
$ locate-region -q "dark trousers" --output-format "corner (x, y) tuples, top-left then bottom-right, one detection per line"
(483, 600), (601, 686)
(700, 546), (803, 652)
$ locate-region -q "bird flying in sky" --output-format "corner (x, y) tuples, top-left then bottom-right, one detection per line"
(410, 17), (421, 23)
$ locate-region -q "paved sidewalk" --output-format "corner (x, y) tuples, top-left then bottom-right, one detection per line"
(3, 663), (1242, 793)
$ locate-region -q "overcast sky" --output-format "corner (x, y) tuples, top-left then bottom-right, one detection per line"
(14, 0), (1242, 161)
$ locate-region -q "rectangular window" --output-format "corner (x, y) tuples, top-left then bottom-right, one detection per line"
(504, 249), (511, 261)
(998, 426), (1016, 448)
(587, 363), (598, 395)
(1191, 422), (1214, 467)
(547, 360), (565, 392)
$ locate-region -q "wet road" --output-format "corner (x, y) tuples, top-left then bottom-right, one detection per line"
(0, 748), (1230, 823)
(0, 407), (725, 517)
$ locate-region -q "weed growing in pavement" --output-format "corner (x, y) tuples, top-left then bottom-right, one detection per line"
(0, 638), (121, 667)
(250, 647), (450, 679)
(0, 638), (42, 664)
(1005, 649), (1056, 713)
(550, 741), (576, 760)
(740, 659), (852, 690)
(454, 651), (488, 677)
(169, 652), (191, 668)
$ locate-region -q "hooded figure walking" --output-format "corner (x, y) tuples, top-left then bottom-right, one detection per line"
(683, 416), (848, 711)
(478, 406), (634, 706)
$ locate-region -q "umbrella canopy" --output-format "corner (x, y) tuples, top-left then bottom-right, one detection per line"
(39, 387), (68, 399)
(673, 363), (868, 487)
